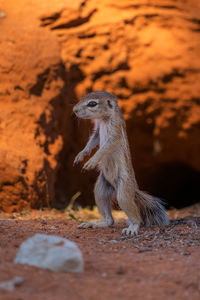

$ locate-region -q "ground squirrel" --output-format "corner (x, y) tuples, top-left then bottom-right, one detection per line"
(73, 91), (169, 235)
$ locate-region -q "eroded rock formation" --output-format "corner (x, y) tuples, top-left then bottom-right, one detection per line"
(0, 0), (200, 211)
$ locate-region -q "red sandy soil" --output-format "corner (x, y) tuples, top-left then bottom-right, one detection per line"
(0, 206), (199, 300)
(1, 0), (200, 211)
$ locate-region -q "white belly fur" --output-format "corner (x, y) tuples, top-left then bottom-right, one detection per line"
(99, 121), (108, 147)
(98, 121), (118, 187)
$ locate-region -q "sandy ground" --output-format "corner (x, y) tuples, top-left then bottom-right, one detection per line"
(0, 206), (199, 300)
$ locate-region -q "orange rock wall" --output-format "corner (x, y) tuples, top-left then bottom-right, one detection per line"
(0, 0), (200, 211)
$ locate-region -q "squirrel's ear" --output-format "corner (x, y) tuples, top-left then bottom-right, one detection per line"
(107, 99), (113, 109)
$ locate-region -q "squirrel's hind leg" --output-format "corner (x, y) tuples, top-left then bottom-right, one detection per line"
(78, 172), (115, 229)
(116, 178), (141, 236)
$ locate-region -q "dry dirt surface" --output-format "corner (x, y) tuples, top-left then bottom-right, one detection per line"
(0, 206), (199, 300)
(1, 0), (200, 211)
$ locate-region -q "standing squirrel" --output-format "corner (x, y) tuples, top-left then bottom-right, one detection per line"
(73, 91), (169, 235)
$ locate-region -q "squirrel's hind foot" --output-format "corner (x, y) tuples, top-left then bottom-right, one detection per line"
(122, 224), (139, 236)
(78, 220), (113, 229)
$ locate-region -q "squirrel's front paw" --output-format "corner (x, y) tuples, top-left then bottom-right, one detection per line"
(82, 157), (98, 171)
(73, 151), (86, 165)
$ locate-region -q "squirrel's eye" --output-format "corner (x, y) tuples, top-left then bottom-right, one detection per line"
(87, 101), (97, 107)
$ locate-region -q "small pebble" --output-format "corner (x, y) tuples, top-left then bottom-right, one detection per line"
(116, 266), (125, 275)
(183, 252), (191, 256)
(138, 248), (152, 253)
(0, 276), (24, 292)
(50, 226), (56, 230)
(41, 220), (47, 225)
(186, 220), (197, 228)
(109, 240), (118, 244)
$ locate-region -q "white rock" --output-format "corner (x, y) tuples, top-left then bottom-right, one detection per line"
(14, 233), (84, 273)
(0, 276), (24, 292)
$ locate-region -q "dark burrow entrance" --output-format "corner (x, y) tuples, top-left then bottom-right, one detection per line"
(137, 161), (200, 209)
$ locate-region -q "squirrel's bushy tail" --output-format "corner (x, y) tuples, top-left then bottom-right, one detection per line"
(135, 190), (169, 226)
